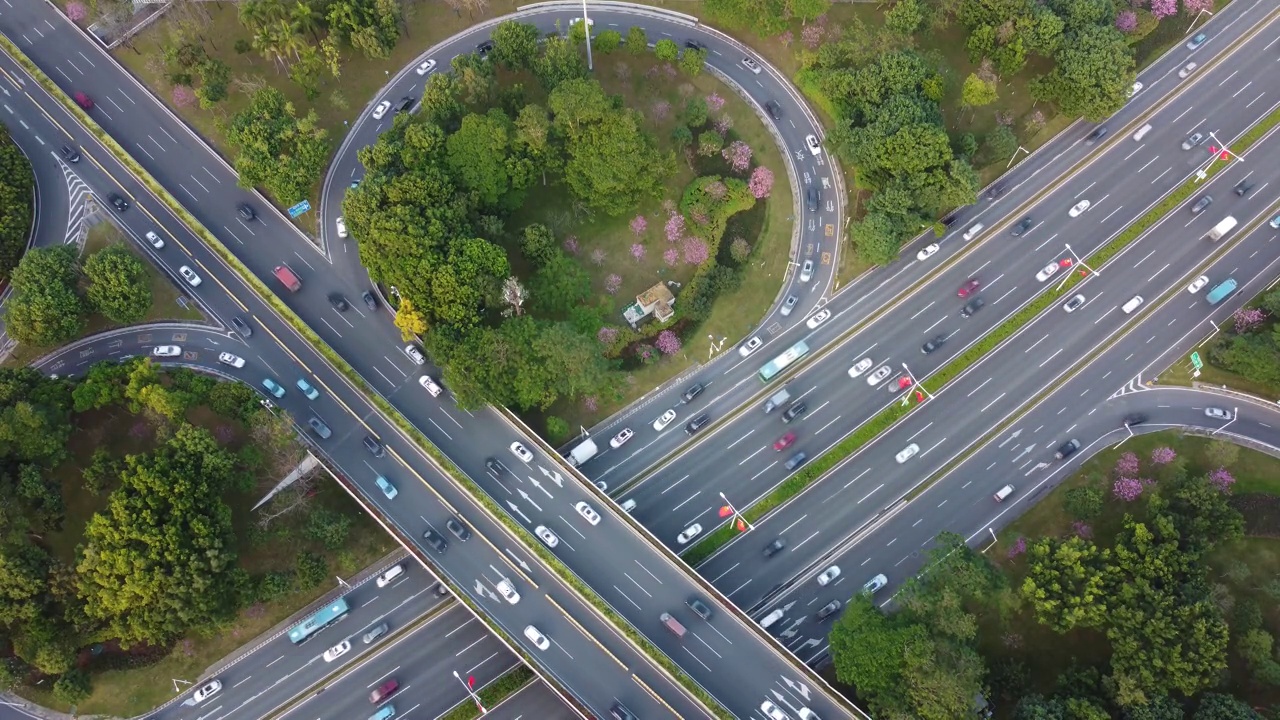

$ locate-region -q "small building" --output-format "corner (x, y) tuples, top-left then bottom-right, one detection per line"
(623, 282), (676, 328)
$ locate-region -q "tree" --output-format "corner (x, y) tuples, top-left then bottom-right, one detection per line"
(625, 26), (647, 54)
(653, 38), (679, 62)
(84, 245), (152, 324)
(393, 297), (428, 340)
(678, 47), (706, 77)
(326, 0), (401, 59)
(419, 72), (464, 130)
(3, 245), (84, 346)
(535, 34), (587, 91)
(1193, 694), (1260, 720)
(961, 73), (998, 110)
(490, 20), (539, 70)
(530, 251), (591, 317)
(196, 58), (231, 108)
(0, 127), (35, 283)
(446, 110), (515, 209)
(829, 595), (917, 707)
(790, 0), (832, 24)
(514, 103), (561, 185)
(1031, 24), (1134, 121)
(520, 224), (559, 267)
(885, 0), (925, 35)
(1063, 486), (1103, 520)
(225, 87), (330, 204)
(76, 424), (239, 645)
(594, 29), (622, 53)
(1021, 536), (1109, 632)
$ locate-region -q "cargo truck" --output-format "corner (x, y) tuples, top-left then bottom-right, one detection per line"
(273, 264), (302, 291)
(763, 388), (790, 413)
(565, 438), (598, 467)
(1206, 216), (1237, 242)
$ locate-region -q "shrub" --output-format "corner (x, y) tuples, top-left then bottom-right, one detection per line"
(295, 552), (327, 589)
(544, 416), (571, 442)
(655, 330), (681, 355)
(305, 507), (352, 550)
(1063, 486), (1103, 520)
(52, 669), (91, 705)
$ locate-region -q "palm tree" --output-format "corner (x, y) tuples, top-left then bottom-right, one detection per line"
(289, 0), (322, 44)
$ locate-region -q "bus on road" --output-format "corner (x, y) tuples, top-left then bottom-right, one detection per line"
(759, 341), (809, 382)
(288, 596), (350, 644)
(1206, 278), (1237, 306)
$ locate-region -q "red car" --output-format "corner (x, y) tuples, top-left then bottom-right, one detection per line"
(773, 432), (797, 451)
(73, 92), (93, 110)
(370, 679), (398, 704)
(957, 278), (981, 297)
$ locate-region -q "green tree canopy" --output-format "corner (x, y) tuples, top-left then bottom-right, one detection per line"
(224, 87), (331, 204)
(83, 245), (152, 324)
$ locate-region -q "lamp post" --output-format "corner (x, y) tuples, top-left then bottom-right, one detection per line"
(719, 492), (754, 533)
(900, 363), (934, 401)
(1055, 243), (1098, 292)
(453, 670), (486, 714)
(580, 0), (593, 71)
(1211, 407), (1239, 436)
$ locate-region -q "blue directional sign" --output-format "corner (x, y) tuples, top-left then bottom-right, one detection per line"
(287, 200), (311, 218)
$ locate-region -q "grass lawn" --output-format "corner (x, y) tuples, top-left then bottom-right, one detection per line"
(979, 429), (1280, 706)
(25, 402), (394, 716)
(3, 221), (204, 368)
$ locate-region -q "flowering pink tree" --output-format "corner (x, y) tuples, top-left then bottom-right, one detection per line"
(663, 247), (679, 266)
(682, 237), (709, 265)
(605, 274), (622, 294)
(1007, 536), (1026, 558)
(722, 141), (752, 173)
(1113, 477), (1145, 501)
(1150, 0), (1177, 18)
(655, 330), (681, 355)
(778, 30), (794, 47)
(582, 396), (598, 412)
(563, 236), (580, 254)
(1115, 10), (1138, 32)
(706, 93), (725, 112)
(651, 100), (671, 120)
(1209, 467), (1236, 493)
(714, 115), (733, 135)
(705, 181), (727, 200)
(630, 243), (646, 262)
(597, 327), (619, 344)
(591, 248), (607, 266)
(691, 209), (709, 226)
(1233, 307), (1265, 333)
(1115, 451), (1140, 477)
(65, 1), (88, 21)
(630, 214), (648, 237)
(1183, 0), (1213, 12)
(1072, 521), (1093, 539)
(748, 166), (774, 198)
(1151, 447), (1176, 465)
(172, 85), (197, 108)
(802, 24), (825, 49)
(664, 213), (685, 243)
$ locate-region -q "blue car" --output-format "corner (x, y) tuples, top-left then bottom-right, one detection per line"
(296, 378), (319, 400)
(375, 476), (397, 500)
(262, 378), (286, 398)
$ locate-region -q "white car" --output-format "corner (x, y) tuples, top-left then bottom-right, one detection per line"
(676, 523), (702, 544)
(372, 100), (392, 119)
(415, 59), (437, 75)
(862, 573), (888, 594)
(805, 308), (831, 329)
(1204, 407), (1232, 421)
(335, 216), (348, 238)
(738, 336), (763, 357)
(653, 408), (678, 431)
(152, 345), (181, 357)
(418, 375), (443, 397)
(1062, 294), (1086, 313)
(145, 231), (165, 249)
(916, 243), (939, 261)
(375, 475), (397, 500)
(609, 428), (634, 448)
(816, 565), (841, 586)
(1187, 275), (1209, 293)
(179, 265), (202, 287)
(1035, 262), (1060, 282)
(574, 501), (601, 526)
(1128, 81), (1143, 98)
(866, 365), (892, 386)
(510, 441), (533, 463)
(797, 709), (821, 720)
(804, 134), (822, 156)
(1178, 61), (1197, 78)
(570, 17), (593, 29)
(403, 344), (427, 364)
(323, 640), (351, 662)
(761, 700), (791, 720)
(217, 352), (245, 368)
(193, 679), (222, 703)
(524, 625), (550, 650)
(895, 443), (919, 464)
(1069, 199), (1090, 217)
(848, 357), (873, 378)
(496, 578), (520, 604)
(534, 525), (559, 548)
(741, 56), (762, 74)
(799, 259), (814, 282)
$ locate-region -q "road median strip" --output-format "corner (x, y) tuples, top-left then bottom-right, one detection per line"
(438, 666), (536, 720)
(682, 102), (1280, 566)
(0, 36), (730, 720)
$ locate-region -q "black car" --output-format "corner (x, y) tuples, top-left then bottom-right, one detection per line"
(422, 528), (448, 554)
(485, 457), (509, 476)
(985, 182), (1006, 201)
(687, 596), (713, 620)
(1009, 216), (1032, 237)
(684, 39), (706, 52)
(682, 382), (705, 403)
(685, 413), (710, 435)
(960, 297), (985, 317)
(60, 145), (80, 163)
(763, 537), (787, 558)
(446, 516), (471, 542)
(395, 96), (415, 113)
(764, 100), (782, 120)
(1190, 195), (1213, 214)
(107, 193), (129, 211)
(363, 435), (386, 457)
(1085, 126), (1108, 144)
(1055, 438), (1080, 459)
(477, 40), (494, 58)
(328, 293), (349, 312)
(1234, 180), (1255, 197)
(816, 599), (842, 621)
(237, 202), (255, 221)
(230, 316), (253, 337)
(921, 334), (947, 354)
(806, 187), (819, 212)
(781, 401), (808, 424)
(941, 212), (959, 227)
(1123, 413), (1148, 426)
(362, 291), (379, 311)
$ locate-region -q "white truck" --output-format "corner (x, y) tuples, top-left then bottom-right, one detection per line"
(1206, 216), (1237, 242)
(565, 438), (598, 467)
(763, 388), (790, 413)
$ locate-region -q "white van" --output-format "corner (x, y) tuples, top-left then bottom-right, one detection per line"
(760, 608), (785, 629)
(963, 223), (984, 241)
(1133, 123), (1153, 141)
(375, 563), (405, 587)
(993, 484), (1015, 502)
(1121, 296), (1144, 314)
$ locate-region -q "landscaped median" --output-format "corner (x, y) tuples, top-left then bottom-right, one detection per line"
(0, 36), (731, 720)
(439, 667), (535, 720)
(683, 103), (1280, 566)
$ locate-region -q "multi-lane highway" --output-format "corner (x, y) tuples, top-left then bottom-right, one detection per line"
(0, 2), (856, 717)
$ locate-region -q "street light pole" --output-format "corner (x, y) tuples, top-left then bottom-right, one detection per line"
(900, 363), (934, 400)
(453, 670), (486, 714)
(1211, 408), (1239, 436)
(1063, 243), (1098, 277)
(719, 491), (754, 532)
(581, 0), (593, 72)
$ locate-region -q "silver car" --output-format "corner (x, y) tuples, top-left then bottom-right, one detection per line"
(780, 295), (798, 316)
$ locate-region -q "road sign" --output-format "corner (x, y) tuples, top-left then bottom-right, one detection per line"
(1190, 351), (1203, 370)
(287, 199), (311, 218)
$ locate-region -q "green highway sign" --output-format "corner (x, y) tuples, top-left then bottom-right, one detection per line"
(1190, 351), (1203, 370)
